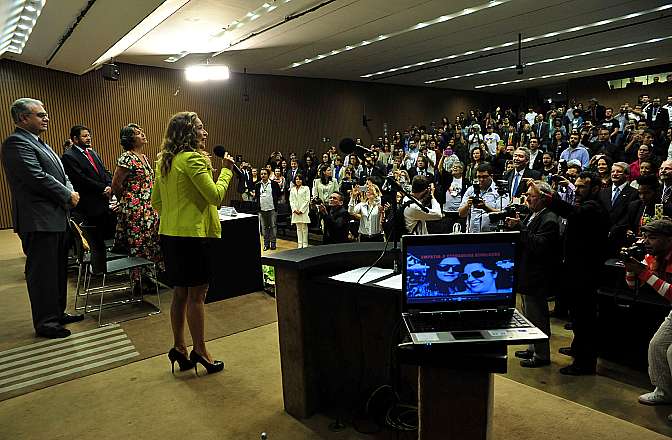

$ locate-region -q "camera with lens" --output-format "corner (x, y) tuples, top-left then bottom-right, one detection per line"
(471, 183), (482, 205)
(488, 204), (530, 224)
(312, 196), (323, 206)
(620, 241), (646, 261)
(495, 179), (509, 196)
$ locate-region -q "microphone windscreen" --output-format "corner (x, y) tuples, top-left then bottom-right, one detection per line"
(213, 145), (226, 158)
(339, 138), (356, 154)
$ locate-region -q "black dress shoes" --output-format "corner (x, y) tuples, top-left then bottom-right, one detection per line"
(36, 326), (71, 339)
(515, 350), (534, 359)
(59, 313), (84, 325)
(559, 364), (596, 376)
(520, 358), (551, 368)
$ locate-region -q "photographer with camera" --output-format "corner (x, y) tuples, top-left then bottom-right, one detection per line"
(623, 219), (672, 414)
(506, 180), (560, 368)
(316, 192), (350, 244)
(401, 175), (443, 235)
(547, 171), (610, 375)
(458, 163), (510, 233)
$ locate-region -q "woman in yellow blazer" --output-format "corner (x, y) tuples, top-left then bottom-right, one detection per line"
(151, 112), (234, 375)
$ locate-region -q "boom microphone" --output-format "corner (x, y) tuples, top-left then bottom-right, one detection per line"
(213, 145), (244, 178)
(339, 137), (373, 159)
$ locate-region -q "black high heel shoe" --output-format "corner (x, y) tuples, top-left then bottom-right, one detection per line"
(168, 348), (193, 373)
(189, 350), (224, 375)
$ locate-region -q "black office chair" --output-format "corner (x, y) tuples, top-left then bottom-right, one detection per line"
(79, 224), (161, 326)
(275, 201), (291, 236)
(69, 220), (127, 311)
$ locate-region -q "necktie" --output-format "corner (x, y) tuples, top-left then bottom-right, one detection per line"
(663, 186), (671, 204)
(538, 125), (542, 138)
(611, 186), (620, 206)
(512, 172), (520, 197)
(84, 149), (99, 174)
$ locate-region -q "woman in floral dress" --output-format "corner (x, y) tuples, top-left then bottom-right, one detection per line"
(111, 123), (163, 283)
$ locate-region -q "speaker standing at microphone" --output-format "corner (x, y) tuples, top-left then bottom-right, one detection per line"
(152, 112), (234, 375)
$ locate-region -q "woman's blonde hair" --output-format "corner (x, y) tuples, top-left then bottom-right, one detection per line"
(158, 112), (207, 176)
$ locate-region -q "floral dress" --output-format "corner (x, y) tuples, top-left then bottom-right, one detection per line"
(114, 151), (163, 278)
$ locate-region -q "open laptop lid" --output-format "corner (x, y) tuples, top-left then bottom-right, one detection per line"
(401, 232), (521, 312)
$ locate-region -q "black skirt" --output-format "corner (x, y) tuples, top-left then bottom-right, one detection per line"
(160, 235), (215, 287)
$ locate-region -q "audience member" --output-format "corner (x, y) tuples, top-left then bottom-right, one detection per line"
(624, 219), (672, 418)
(316, 191), (350, 244)
(547, 171), (609, 375)
(256, 168), (281, 251)
(506, 180), (560, 368)
(458, 163), (509, 233)
(289, 174), (310, 248)
(348, 184), (384, 242)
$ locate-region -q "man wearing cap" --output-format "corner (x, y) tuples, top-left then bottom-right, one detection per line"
(624, 219), (672, 417)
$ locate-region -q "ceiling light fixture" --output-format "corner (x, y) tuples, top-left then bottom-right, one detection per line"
(0, 0), (46, 56)
(473, 58), (656, 89)
(425, 35), (672, 84)
(93, 0), (190, 66)
(285, 0), (511, 70)
(362, 3), (672, 79)
(185, 64), (230, 82)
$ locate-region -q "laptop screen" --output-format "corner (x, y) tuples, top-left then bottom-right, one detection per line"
(402, 232), (519, 310)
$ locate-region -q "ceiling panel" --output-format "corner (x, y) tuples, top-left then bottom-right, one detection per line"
(2, 0), (671, 93)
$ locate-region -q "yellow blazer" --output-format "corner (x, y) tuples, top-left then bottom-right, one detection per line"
(151, 151), (232, 238)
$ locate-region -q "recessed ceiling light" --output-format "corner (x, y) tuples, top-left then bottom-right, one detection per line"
(285, 0), (511, 69)
(424, 35), (672, 84)
(473, 58), (656, 89)
(362, 3), (672, 79)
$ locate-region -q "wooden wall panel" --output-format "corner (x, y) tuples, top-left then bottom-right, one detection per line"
(0, 59), (503, 229)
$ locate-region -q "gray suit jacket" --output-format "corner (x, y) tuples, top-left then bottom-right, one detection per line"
(1, 128), (73, 233)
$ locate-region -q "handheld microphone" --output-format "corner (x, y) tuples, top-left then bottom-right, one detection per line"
(213, 145), (244, 179)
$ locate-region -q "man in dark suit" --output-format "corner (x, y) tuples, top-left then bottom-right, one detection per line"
(531, 114), (550, 149)
(647, 97), (670, 134)
(614, 175), (659, 238)
(0, 98), (83, 338)
(660, 160), (672, 217)
(527, 137), (544, 173)
(591, 127), (621, 161)
(547, 171), (610, 375)
(407, 155), (434, 182)
(61, 125), (114, 239)
(598, 161), (639, 255)
(317, 191), (351, 244)
(506, 147), (541, 200)
(506, 180), (560, 367)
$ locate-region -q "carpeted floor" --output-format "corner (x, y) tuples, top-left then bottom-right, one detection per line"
(0, 323), (669, 440)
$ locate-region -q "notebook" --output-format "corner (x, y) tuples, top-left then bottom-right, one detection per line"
(401, 231), (547, 345)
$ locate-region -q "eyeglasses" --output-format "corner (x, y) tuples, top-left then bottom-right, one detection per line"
(437, 264), (460, 272)
(462, 270), (486, 279)
(28, 112), (48, 119)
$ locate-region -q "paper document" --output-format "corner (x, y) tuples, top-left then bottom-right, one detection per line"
(330, 267), (394, 284)
(374, 274), (402, 290)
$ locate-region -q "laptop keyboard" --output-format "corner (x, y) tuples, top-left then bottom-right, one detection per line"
(409, 311), (531, 333)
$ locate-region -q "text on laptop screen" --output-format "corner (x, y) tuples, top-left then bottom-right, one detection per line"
(405, 242), (515, 305)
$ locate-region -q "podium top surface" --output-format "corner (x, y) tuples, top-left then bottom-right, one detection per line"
(261, 242), (389, 270)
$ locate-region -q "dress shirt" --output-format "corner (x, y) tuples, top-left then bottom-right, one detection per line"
(460, 181), (510, 233)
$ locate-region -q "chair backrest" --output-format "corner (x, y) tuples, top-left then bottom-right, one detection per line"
(79, 224), (107, 274)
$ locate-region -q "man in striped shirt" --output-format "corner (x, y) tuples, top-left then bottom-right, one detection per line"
(624, 219), (672, 415)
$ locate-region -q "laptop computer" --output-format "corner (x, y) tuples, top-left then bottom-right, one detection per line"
(401, 231), (547, 345)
